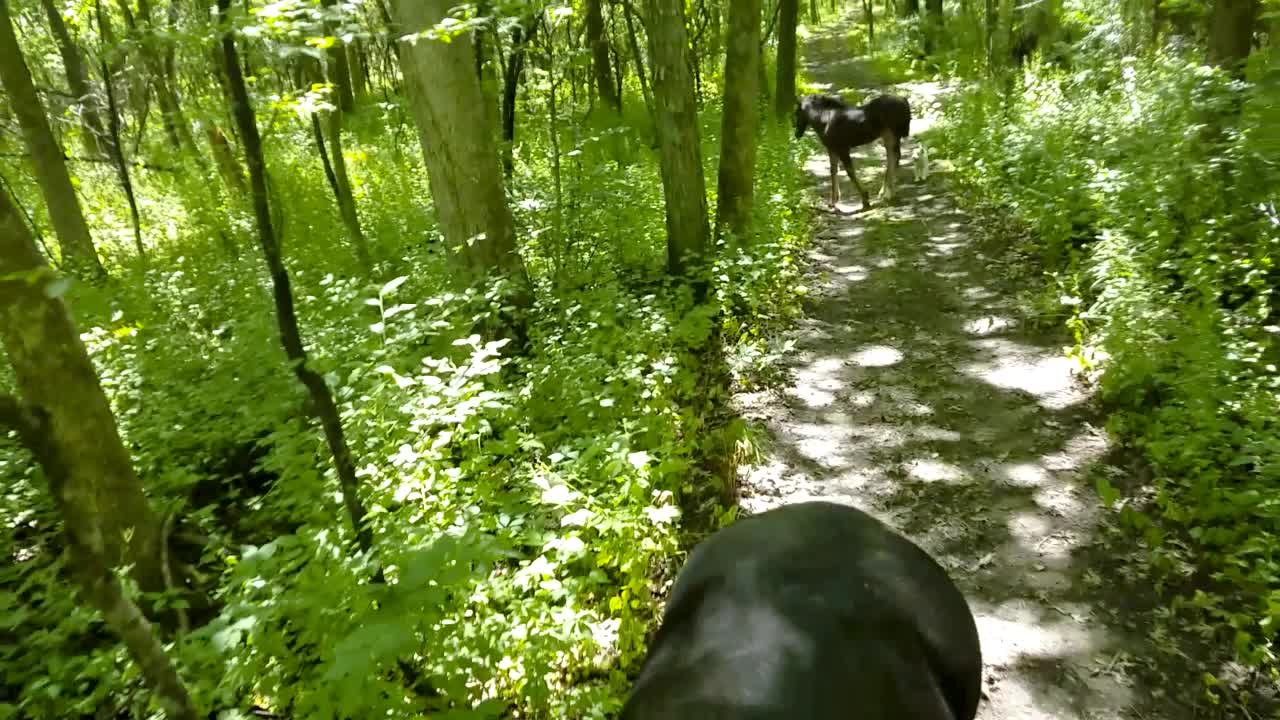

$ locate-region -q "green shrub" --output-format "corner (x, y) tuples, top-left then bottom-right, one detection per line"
(938, 38), (1280, 695)
(0, 85), (814, 717)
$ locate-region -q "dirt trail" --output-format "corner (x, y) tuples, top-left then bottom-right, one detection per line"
(733, 21), (1160, 720)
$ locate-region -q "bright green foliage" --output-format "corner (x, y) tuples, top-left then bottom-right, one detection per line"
(0, 0), (815, 712)
(938, 5), (1280, 695)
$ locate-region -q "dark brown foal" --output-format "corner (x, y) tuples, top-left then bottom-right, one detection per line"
(794, 93), (913, 210)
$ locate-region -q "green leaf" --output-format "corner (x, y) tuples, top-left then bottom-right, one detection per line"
(380, 275), (409, 297)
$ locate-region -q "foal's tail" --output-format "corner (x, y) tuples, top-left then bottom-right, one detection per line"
(897, 99), (913, 139)
(892, 100), (912, 164)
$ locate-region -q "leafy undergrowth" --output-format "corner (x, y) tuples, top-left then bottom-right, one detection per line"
(0, 94), (815, 718)
(936, 21), (1280, 709)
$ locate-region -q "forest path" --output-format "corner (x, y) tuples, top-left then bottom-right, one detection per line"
(732, 19), (1165, 720)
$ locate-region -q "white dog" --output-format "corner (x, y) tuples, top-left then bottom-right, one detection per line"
(914, 140), (930, 183)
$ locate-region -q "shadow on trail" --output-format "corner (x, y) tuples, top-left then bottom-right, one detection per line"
(732, 17), (1183, 720)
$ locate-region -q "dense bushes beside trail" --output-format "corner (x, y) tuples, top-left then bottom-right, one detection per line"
(0, 93), (815, 718)
(938, 37), (1280, 694)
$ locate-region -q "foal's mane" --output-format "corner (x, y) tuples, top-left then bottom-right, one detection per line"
(799, 93), (854, 125)
(803, 92), (850, 110)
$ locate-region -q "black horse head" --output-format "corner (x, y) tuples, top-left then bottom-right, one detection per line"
(794, 97), (810, 139)
(794, 94), (849, 139)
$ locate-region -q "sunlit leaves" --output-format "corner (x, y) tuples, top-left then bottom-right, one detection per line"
(399, 12), (487, 44)
(0, 0), (820, 713)
(940, 20), (1280, 700)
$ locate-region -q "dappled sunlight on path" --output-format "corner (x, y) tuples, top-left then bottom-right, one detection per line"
(733, 17), (1162, 720)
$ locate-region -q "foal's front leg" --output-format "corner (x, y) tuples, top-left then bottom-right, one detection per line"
(828, 152), (841, 207)
(837, 150), (870, 210)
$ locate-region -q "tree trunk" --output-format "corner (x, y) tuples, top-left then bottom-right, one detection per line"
(312, 5), (368, 267)
(206, 124), (247, 194)
(0, 423), (199, 720)
(547, 22), (564, 246)
(623, 2), (655, 117)
(95, 0), (146, 263)
(687, 4), (704, 102)
(1208, 0), (1258, 75)
(1009, 0), (1059, 65)
(216, 0), (375, 555)
(985, 0), (997, 69)
(901, 0), (919, 15)
(321, 0), (357, 111)
(610, 7), (624, 108)
(334, 45), (357, 109)
(0, 1), (105, 278)
(390, 0), (533, 300)
(123, 0), (204, 165)
(476, 11), (503, 147)
(587, 0), (621, 111)
(763, 0), (781, 44)
(0, 202), (195, 717)
(309, 100), (368, 269)
(374, 0), (405, 89)
(646, 0), (733, 508)
(759, 0), (777, 100)
(715, 0), (761, 243)
(924, 0), (943, 54)
(773, 0), (798, 120)
(352, 36), (372, 99)
(501, 13), (539, 177)
(39, 0), (106, 157)
(0, 180), (173, 608)
(0, 193), (200, 718)
(313, 113), (340, 198)
(645, 0), (710, 277)
(323, 106), (371, 268)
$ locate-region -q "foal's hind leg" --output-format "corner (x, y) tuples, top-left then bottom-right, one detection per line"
(879, 132), (899, 202)
(837, 149), (870, 210)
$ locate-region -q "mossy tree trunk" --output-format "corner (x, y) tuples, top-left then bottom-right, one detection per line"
(500, 13), (539, 177)
(0, 190), (200, 716)
(646, 0), (711, 275)
(1208, 0), (1258, 76)
(773, 0), (798, 120)
(587, 0), (621, 111)
(39, 0), (106, 157)
(0, 0), (105, 277)
(715, 0), (762, 244)
(391, 0), (534, 331)
(0, 172), (180, 617)
(321, 0), (358, 111)
(924, 0), (943, 54)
